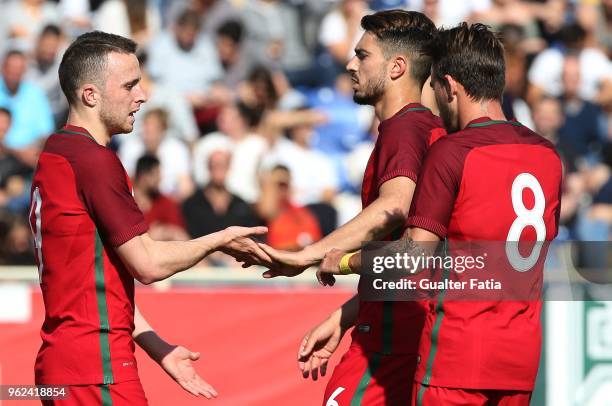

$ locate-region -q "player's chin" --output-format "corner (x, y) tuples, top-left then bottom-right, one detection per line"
(117, 122), (134, 135)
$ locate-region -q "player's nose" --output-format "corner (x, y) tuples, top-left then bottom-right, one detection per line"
(346, 56), (358, 73)
(135, 84), (147, 104)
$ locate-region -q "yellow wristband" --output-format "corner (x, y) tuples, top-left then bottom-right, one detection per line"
(339, 252), (356, 275)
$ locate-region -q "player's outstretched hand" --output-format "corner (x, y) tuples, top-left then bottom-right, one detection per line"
(298, 316), (343, 381)
(257, 243), (315, 278)
(218, 226), (272, 267)
(315, 248), (347, 287)
(161, 345), (218, 399)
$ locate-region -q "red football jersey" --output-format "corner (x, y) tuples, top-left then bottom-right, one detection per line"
(354, 103), (446, 355)
(29, 125), (148, 385)
(407, 118), (562, 390)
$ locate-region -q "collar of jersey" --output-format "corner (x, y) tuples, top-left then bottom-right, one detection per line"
(466, 117), (522, 128)
(386, 103), (430, 123)
(57, 125), (97, 142)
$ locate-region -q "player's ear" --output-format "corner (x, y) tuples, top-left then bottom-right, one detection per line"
(81, 83), (99, 108)
(443, 74), (457, 102)
(390, 55), (407, 80)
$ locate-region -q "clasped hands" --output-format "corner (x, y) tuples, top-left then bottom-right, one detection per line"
(221, 228), (349, 285)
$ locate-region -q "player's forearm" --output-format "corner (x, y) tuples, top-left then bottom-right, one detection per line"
(118, 231), (226, 284)
(304, 196), (407, 263)
(335, 294), (360, 334)
(143, 232), (226, 281)
(133, 306), (174, 364)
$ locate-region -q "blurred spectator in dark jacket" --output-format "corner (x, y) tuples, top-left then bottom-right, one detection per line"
(0, 107), (30, 210)
(0, 209), (35, 265)
(133, 154), (189, 241)
(558, 54), (606, 163)
(182, 149), (260, 239)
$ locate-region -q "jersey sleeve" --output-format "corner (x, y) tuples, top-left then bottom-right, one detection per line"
(406, 139), (463, 238)
(76, 148), (148, 246)
(375, 121), (428, 189)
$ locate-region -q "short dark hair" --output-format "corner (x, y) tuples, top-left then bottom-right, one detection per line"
(40, 24), (62, 38)
(217, 20), (243, 44)
(0, 107), (11, 120)
(176, 9), (201, 29)
(135, 154), (160, 178)
(236, 101), (264, 128)
(425, 23), (505, 101)
(143, 108), (169, 130)
(3, 49), (25, 62)
(361, 10), (436, 87)
(58, 31), (137, 105)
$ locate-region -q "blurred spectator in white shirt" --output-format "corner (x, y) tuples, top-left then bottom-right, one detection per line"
(193, 102), (268, 203)
(93, 0), (161, 46)
(147, 9), (223, 108)
(319, 0), (368, 65)
(0, 0), (61, 53)
(241, 0), (311, 72)
(119, 108), (194, 200)
(528, 23), (612, 103)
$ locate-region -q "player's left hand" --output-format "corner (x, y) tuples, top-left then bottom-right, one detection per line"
(219, 226), (273, 268)
(161, 345), (218, 399)
(257, 244), (315, 278)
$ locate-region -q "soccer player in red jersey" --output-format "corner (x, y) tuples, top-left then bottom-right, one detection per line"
(29, 31), (270, 405)
(259, 11), (445, 405)
(319, 23), (563, 405)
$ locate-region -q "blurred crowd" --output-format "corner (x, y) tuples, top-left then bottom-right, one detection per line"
(0, 0), (611, 266)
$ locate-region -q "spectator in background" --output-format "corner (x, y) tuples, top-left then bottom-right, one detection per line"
(133, 154), (189, 241)
(417, 0), (492, 27)
(193, 101), (268, 203)
(0, 0), (60, 53)
(501, 24), (533, 128)
(472, 0), (545, 54)
(257, 164), (322, 251)
(167, 0), (241, 37)
(93, 0), (162, 46)
(126, 52), (199, 145)
(531, 95), (579, 171)
(557, 55), (606, 162)
(0, 108), (31, 210)
(57, 0), (92, 38)
(182, 149), (260, 248)
(528, 23), (612, 104)
(261, 114), (338, 207)
(0, 50), (53, 167)
(119, 108), (194, 200)
(261, 118), (339, 235)
(216, 19), (256, 88)
(27, 24), (68, 128)
(0, 209), (35, 265)
(241, 0), (312, 73)
(319, 0), (368, 67)
(147, 9), (224, 109)
(238, 65), (306, 112)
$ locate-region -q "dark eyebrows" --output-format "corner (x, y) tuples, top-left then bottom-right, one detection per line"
(122, 77), (141, 88)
